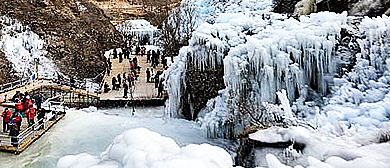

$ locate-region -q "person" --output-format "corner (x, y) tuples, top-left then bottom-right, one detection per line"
(130, 59), (135, 72)
(154, 73), (160, 89)
(146, 68), (151, 83)
(108, 59), (112, 70)
(37, 108), (45, 130)
(117, 74), (122, 87)
(28, 105), (35, 127)
(104, 82), (111, 93)
(147, 50), (151, 63)
(113, 48), (118, 59)
(112, 77), (117, 90)
(34, 93), (43, 110)
(151, 69), (155, 83)
(157, 49), (161, 60)
(128, 71), (134, 87)
(162, 55), (167, 69)
(124, 48), (129, 59)
(119, 51), (123, 63)
(15, 101), (23, 113)
(1, 108), (11, 132)
(123, 82), (128, 98)
(151, 50), (156, 68)
(107, 66), (111, 76)
(135, 46), (140, 55)
(115, 80), (120, 90)
(70, 76), (76, 88)
(24, 95), (33, 117)
(9, 112), (21, 147)
(158, 79), (164, 98)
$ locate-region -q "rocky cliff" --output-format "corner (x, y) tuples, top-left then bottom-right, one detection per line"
(0, 0), (123, 80)
(0, 50), (17, 84)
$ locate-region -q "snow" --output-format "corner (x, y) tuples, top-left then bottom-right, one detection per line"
(57, 128), (234, 168)
(251, 126), (390, 168)
(0, 16), (57, 79)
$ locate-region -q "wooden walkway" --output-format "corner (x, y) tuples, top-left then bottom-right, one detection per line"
(0, 113), (65, 154)
(99, 53), (166, 101)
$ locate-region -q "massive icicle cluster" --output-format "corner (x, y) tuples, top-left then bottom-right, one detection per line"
(116, 20), (158, 45)
(0, 16), (57, 79)
(166, 0), (390, 166)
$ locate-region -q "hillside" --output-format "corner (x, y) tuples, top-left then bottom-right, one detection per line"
(0, 0), (123, 81)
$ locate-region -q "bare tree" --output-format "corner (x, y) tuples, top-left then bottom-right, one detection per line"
(180, 0), (197, 45)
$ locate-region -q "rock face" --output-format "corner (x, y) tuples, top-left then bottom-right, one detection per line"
(183, 63), (225, 120)
(0, 0), (123, 79)
(0, 50), (17, 85)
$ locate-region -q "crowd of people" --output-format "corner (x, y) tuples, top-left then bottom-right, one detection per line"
(1, 91), (44, 146)
(103, 45), (167, 98)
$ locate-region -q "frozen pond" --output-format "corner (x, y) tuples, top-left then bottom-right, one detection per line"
(0, 106), (232, 168)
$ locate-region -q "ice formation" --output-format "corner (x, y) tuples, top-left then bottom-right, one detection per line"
(57, 128), (234, 168)
(165, 0), (390, 166)
(253, 126), (390, 168)
(116, 20), (159, 45)
(0, 16), (57, 79)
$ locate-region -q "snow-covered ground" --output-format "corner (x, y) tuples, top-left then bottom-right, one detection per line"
(0, 16), (57, 80)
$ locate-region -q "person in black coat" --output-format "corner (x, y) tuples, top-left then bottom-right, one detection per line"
(112, 77), (117, 90)
(146, 68), (151, 83)
(123, 82), (128, 98)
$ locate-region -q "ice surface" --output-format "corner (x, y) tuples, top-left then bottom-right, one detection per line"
(57, 127), (234, 168)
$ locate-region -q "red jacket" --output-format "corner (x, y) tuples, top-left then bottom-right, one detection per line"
(28, 107), (35, 120)
(15, 103), (23, 111)
(7, 110), (12, 121)
(24, 99), (33, 110)
(1, 111), (10, 123)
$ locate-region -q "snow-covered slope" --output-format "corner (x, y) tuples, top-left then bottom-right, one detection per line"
(0, 16), (57, 80)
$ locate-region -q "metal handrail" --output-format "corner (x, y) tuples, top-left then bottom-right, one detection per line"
(0, 76), (35, 93)
(13, 100), (65, 149)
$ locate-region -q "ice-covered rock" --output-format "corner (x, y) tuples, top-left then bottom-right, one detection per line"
(0, 16), (57, 79)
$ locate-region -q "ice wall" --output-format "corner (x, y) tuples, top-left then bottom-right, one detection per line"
(0, 16), (57, 79)
(166, 0), (390, 144)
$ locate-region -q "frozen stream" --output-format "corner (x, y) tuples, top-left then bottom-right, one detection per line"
(0, 106), (233, 168)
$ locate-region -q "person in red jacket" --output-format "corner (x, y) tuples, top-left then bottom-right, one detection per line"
(28, 105), (35, 127)
(24, 96), (33, 117)
(1, 108), (11, 132)
(15, 102), (23, 113)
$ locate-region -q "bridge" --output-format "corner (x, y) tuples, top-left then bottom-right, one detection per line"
(0, 50), (167, 154)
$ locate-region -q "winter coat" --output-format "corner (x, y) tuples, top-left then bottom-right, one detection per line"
(15, 103), (23, 112)
(28, 107), (35, 120)
(1, 110), (11, 123)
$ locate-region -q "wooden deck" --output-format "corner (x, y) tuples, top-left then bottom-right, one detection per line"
(99, 53), (166, 101)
